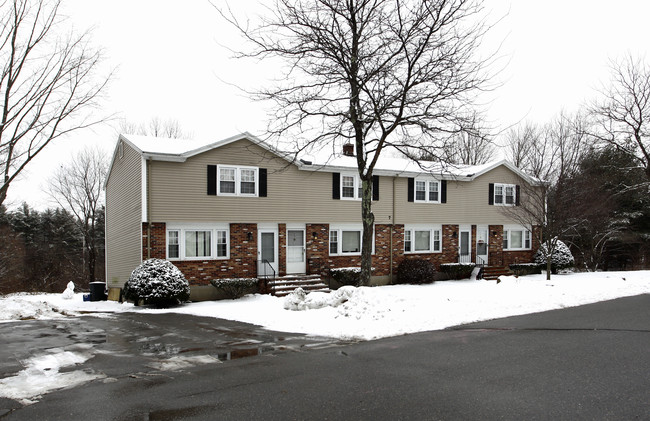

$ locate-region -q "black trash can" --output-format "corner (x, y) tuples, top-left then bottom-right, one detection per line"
(89, 282), (107, 301)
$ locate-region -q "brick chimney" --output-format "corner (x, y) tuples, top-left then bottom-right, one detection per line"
(342, 143), (354, 156)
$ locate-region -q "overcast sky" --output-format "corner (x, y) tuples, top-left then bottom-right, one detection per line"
(6, 0), (650, 210)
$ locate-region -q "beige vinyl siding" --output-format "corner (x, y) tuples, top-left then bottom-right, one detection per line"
(396, 165), (539, 225)
(105, 140), (143, 288)
(148, 139), (394, 223)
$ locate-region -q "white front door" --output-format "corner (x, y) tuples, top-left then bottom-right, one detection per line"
(258, 229), (278, 277)
(459, 226), (472, 263)
(476, 226), (489, 265)
(286, 229), (306, 274)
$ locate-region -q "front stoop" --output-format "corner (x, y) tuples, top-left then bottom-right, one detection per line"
(482, 266), (513, 281)
(264, 274), (331, 297)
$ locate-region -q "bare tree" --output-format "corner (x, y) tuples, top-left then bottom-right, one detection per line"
(444, 113), (495, 165)
(47, 147), (107, 285)
(0, 0), (110, 207)
(590, 54), (650, 182)
(118, 117), (191, 139)
(501, 112), (590, 279)
(219, 0), (496, 284)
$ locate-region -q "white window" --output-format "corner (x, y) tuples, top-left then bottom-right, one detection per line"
(342, 175), (356, 199)
(404, 226), (442, 253)
(168, 230), (180, 258)
(503, 226), (531, 250)
(494, 183), (516, 206)
(167, 225), (229, 260)
(218, 165), (258, 196)
(414, 179), (441, 203)
(329, 225), (374, 255)
(339, 174), (369, 200)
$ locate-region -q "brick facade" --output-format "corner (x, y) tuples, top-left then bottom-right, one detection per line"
(143, 221), (540, 286)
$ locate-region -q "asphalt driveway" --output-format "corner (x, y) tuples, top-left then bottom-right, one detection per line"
(1, 294), (648, 420)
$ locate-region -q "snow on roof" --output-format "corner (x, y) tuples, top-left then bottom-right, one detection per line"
(115, 132), (539, 183)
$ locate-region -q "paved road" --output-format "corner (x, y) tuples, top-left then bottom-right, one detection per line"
(1, 294), (648, 420)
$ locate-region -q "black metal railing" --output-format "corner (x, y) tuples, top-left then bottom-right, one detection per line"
(258, 259), (276, 294)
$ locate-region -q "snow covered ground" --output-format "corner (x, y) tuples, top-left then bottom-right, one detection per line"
(2, 270), (649, 341)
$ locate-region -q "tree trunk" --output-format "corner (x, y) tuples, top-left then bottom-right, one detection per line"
(359, 176), (375, 286)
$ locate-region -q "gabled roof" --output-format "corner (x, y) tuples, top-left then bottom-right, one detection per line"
(297, 150), (541, 184)
(107, 131), (540, 186)
(118, 132), (293, 163)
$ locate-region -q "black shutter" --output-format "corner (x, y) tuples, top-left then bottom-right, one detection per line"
(372, 175), (379, 201)
(332, 173), (340, 199)
(207, 165), (217, 195)
(441, 180), (447, 203)
(407, 178), (414, 202)
(488, 183), (494, 205)
(515, 184), (520, 206)
(259, 168), (267, 197)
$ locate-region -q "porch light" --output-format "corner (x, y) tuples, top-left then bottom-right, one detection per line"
(247, 232), (253, 241)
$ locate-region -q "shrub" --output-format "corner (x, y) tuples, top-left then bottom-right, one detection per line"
(123, 258), (190, 307)
(396, 259), (436, 284)
(534, 240), (575, 273)
(210, 278), (258, 299)
(509, 263), (542, 276)
(439, 263), (475, 280)
(329, 267), (361, 287)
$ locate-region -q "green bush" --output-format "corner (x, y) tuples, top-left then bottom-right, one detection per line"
(123, 258), (190, 307)
(509, 263), (542, 276)
(329, 267), (361, 287)
(210, 278), (258, 299)
(439, 263), (475, 280)
(396, 259), (436, 284)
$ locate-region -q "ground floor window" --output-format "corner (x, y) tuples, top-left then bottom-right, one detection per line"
(329, 225), (373, 255)
(167, 224), (229, 260)
(404, 225), (442, 253)
(503, 226), (531, 250)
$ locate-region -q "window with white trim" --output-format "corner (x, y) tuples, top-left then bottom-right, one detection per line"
(167, 226), (229, 260)
(329, 225), (374, 255)
(339, 174), (370, 200)
(404, 226), (442, 253)
(415, 179), (441, 203)
(217, 165), (258, 196)
(503, 226), (531, 250)
(494, 183), (516, 206)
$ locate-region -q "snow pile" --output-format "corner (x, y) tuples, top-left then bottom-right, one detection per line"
(61, 281), (75, 300)
(283, 286), (356, 311)
(0, 345), (105, 405)
(0, 296), (69, 321)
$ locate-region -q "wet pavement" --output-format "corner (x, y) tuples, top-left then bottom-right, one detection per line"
(0, 312), (346, 412)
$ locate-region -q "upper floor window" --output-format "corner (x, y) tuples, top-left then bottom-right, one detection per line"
(414, 179), (441, 203)
(493, 183), (516, 206)
(340, 174), (365, 200)
(218, 165), (258, 197)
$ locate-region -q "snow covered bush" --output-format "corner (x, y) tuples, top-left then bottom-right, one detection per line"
(439, 263), (475, 280)
(396, 259), (435, 284)
(329, 267), (361, 287)
(534, 240), (575, 274)
(123, 259), (190, 307)
(210, 278), (258, 299)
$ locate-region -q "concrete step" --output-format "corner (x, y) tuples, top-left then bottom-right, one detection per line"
(264, 275), (331, 296)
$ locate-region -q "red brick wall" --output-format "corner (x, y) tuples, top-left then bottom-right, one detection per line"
(142, 221), (540, 285)
(142, 222), (258, 286)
